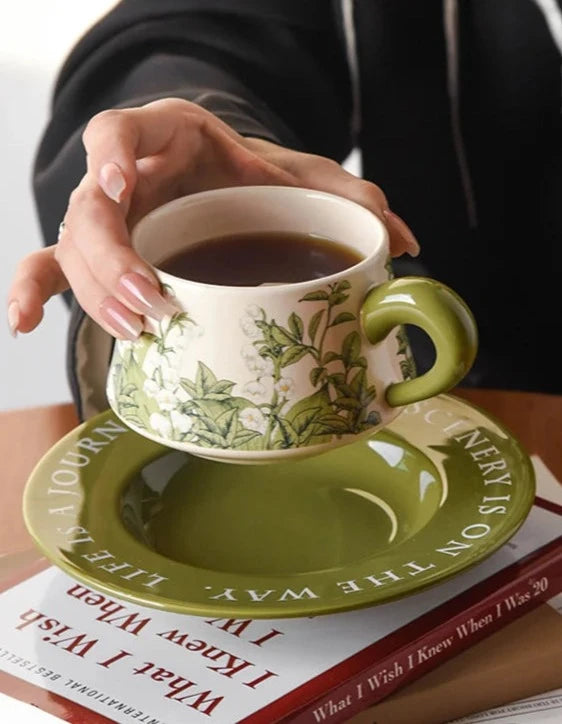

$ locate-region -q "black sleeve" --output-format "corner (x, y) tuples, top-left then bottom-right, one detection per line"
(33, 0), (353, 250)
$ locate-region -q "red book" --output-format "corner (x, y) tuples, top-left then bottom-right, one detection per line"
(0, 457), (560, 724)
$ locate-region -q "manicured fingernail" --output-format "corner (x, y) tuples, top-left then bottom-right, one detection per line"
(99, 162), (126, 202)
(99, 298), (143, 340)
(383, 209), (421, 257)
(118, 272), (178, 320)
(7, 301), (19, 338)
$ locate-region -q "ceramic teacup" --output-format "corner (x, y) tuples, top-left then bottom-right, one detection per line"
(106, 186), (477, 464)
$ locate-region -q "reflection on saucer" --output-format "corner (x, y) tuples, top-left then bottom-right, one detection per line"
(22, 395), (535, 618)
(119, 433), (442, 576)
(343, 489), (399, 543)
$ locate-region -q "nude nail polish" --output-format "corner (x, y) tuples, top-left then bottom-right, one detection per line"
(7, 301), (19, 338)
(100, 162), (126, 203)
(118, 272), (178, 319)
(100, 299), (143, 340)
(383, 209), (421, 257)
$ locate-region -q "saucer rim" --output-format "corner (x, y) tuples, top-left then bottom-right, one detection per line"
(22, 394), (536, 618)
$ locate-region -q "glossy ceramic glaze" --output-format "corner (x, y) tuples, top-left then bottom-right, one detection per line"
(23, 395), (535, 618)
(106, 187), (477, 463)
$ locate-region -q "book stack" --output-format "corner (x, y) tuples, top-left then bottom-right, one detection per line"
(0, 456), (560, 724)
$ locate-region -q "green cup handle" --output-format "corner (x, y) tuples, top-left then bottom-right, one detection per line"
(361, 277), (478, 407)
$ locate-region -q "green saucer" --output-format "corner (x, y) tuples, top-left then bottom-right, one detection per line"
(23, 395), (535, 618)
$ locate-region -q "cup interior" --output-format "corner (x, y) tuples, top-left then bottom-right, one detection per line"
(131, 186), (387, 272)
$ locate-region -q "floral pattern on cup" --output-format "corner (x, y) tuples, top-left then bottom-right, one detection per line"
(107, 279), (415, 452)
(384, 256), (416, 382)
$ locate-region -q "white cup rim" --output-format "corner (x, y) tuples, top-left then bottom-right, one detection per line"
(131, 185), (389, 294)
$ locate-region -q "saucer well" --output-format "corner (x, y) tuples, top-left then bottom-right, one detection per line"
(23, 394), (535, 618)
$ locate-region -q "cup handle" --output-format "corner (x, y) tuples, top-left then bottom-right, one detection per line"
(361, 277), (478, 407)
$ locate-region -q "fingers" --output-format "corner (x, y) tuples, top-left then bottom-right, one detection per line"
(246, 140), (420, 258)
(5, 235), (158, 341)
(302, 166), (419, 257)
(7, 166), (176, 340)
(178, 118), (298, 193)
(83, 102), (183, 203)
(84, 99), (298, 215)
(14, 101), (256, 340)
(14, 99), (420, 344)
(55, 175), (176, 336)
(310, 176), (420, 257)
(83, 109), (138, 203)
(83, 101), (190, 201)
(7, 246), (68, 335)
(381, 209), (420, 258)
(56, 231), (147, 340)
(83, 99), (227, 204)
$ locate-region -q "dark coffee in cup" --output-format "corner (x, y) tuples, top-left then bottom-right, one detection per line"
(156, 231), (364, 286)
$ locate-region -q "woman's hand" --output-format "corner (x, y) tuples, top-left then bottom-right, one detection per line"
(7, 98), (419, 340)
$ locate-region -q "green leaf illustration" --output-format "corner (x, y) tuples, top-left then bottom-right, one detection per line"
(275, 417), (299, 448)
(331, 379), (355, 398)
(154, 366), (164, 387)
(118, 357), (145, 397)
(254, 321), (274, 348)
(334, 396), (362, 410)
(288, 312), (304, 341)
(226, 420), (239, 446)
(227, 396), (260, 412)
(270, 324), (296, 346)
(299, 290), (329, 302)
(195, 361), (217, 396)
(210, 380), (236, 395)
(195, 398), (233, 424)
(283, 387), (333, 446)
(396, 326), (410, 355)
(328, 291), (349, 306)
(196, 415), (221, 435)
(114, 275), (379, 451)
(327, 372), (346, 386)
(362, 387), (377, 406)
(400, 357), (417, 380)
(292, 406), (322, 435)
(180, 378), (198, 397)
(122, 413), (147, 429)
(196, 429), (226, 447)
(117, 400), (138, 409)
(257, 345), (271, 358)
(280, 344), (309, 368)
(310, 366), (326, 387)
(350, 369), (366, 395)
(216, 408), (238, 439)
(323, 351), (341, 364)
(203, 392), (232, 402)
(170, 312), (192, 327)
(313, 414), (350, 434)
(330, 312), (356, 327)
(308, 309), (324, 343)
(342, 331), (361, 366)
(233, 430), (261, 448)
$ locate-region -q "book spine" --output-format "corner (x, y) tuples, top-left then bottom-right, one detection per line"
(286, 549), (562, 724)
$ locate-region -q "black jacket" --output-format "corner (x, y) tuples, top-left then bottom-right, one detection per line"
(33, 0), (562, 418)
